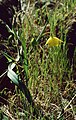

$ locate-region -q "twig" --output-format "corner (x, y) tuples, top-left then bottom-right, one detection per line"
(64, 94), (76, 111)
(57, 94), (76, 120)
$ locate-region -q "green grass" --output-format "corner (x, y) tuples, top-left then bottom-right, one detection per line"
(0, 0), (76, 120)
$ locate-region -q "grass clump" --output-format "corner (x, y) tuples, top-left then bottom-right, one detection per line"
(0, 0), (76, 120)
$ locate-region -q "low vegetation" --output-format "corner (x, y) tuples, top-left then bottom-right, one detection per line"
(0, 0), (76, 120)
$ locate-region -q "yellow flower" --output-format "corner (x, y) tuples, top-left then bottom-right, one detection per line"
(46, 36), (63, 47)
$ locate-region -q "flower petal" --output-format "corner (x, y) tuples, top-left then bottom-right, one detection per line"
(46, 36), (63, 47)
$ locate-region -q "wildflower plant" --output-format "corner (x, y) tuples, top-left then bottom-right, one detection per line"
(46, 36), (63, 47)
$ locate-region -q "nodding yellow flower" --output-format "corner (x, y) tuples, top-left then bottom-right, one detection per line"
(46, 36), (63, 47)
